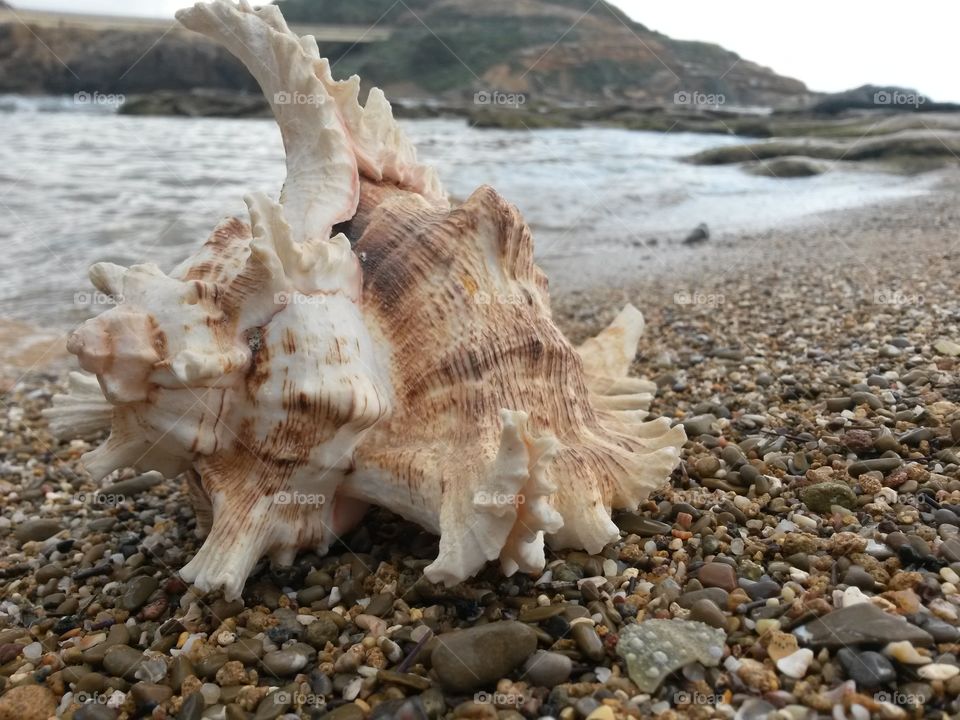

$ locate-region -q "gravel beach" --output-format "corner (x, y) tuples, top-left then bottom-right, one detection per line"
(1, 171), (959, 719)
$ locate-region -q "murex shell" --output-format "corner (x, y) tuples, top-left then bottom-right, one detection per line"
(44, 0), (686, 599)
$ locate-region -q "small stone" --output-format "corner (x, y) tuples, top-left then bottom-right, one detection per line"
(121, 575), (159, 611)
(571, 621), (605, 662)
(13, 519), (62, 543)
(0, 685), (57, 720)
(837, 648), (896, 688)
(918, 663), (959, 681)
(431, 621), (537, 693)
(522, 650), (572, 686)
(261, 648), (309, 676)
(694, 456), (721, 478)
(933, 339), (960, 356)
(697, 561), (737, 591)
(102, 645), (145, 680)
(131, 682), (173, 711)
(687, 599), (726, 629)
(800, 482), (857, 513)
(776, 648), (813, 679)
(681, 414), (718, 437)
(737, 658), (779, 692)
(883, 640), (930, 664)
(765, 631), (799, 662)
(305, 618), (339, 649)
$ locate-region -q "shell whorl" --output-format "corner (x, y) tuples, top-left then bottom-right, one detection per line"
(45, 0), (685, 599)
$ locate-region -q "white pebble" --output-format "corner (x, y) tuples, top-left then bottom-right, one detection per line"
(22, 642), (42, 660)
(200, 683), (221, 704)
(918, 663), (959, 681)
(776, 648), (813, 679)
(940, 567), (960, 584)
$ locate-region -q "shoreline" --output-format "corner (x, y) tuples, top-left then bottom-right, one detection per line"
(1, 167), (959, 717)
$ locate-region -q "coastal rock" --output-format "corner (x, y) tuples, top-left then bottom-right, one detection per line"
(616, 619), (726, 692)
(745, 156), (828, 177)
(431, 621), (537, 692)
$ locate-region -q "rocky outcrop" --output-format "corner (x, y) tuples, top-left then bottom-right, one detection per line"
(0, 21), (257, 95)
(0, 0), (810, 108)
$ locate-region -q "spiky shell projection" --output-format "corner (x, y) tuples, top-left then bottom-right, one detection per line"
(44, 0), (686, 600)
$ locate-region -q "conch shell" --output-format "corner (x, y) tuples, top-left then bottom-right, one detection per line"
(44, 0), (685, 599)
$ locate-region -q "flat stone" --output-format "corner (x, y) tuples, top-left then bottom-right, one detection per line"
(837, 648), (896, 688)
(101, 471), (163, 497)
(431, 620), (537, 693)
(377, 669), (431, 690)
(13, 519), (62, 543)
(616, 619), (726, 693)
(794, 603), (934, 649)
(131, 682), (173, 711)
(615, 514), (672, 536)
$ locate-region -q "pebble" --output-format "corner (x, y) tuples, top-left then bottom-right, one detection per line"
(687, 598), (726, 629)
(795, 604), (934, 648)
(431, 621), (537, 692)
(0, 685), (57, 720)
(837, 648), (896, 688)
(102, 645), (146, 680)
(121, 575), (158, 611)
(12, 518), (62, 542)
(697, 561), (738, 591)
(800, 482), (857, 512)
(261, 648), (309, 676)
(918, 663), (960, 681)
(776, 648), (813, 678)
(570, 621), (605, 661)
(522, 651), (572, 686)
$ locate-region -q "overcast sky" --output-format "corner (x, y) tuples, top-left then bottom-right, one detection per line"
(11, 0), (959, 101)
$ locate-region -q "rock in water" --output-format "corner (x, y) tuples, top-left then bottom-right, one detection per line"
(431, 621), (537, 692)
(683, 223), (710, 245)
(793, 604), (934, 648)
(616, 619), (726, 692)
